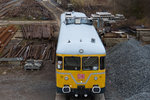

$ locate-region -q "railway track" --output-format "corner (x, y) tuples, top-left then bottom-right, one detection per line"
(0, 0), (17, 10)
(48, 0), (64, 14)
(55, 93), (105, 100)
(40, 0), (64, 38)
(41, 1), (106, 100)
(0, 20), (57, 25)
(41, 0), (64, 27)
(0, 0), (22, 18)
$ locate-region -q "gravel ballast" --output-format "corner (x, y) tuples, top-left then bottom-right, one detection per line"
(125, 92), (150, 100)
(106, 39), (150, 100)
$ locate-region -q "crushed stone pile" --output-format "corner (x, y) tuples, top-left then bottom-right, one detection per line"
(106, 39), (150, 99)
(125, 92), (150, 100)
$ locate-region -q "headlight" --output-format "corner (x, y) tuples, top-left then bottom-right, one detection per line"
(65, 76), (69, 80)
(57, 61), (62, 70)
(94, 76), (98, 80)
(57, 64), (62, 69)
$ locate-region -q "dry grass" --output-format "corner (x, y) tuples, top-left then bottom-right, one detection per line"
(71, 0), (105, 7)
(136, 17), (150, 27)
(69, 0), (107, 16)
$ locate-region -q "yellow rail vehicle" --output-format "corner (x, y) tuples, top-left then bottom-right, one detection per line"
(56, 12), (106, 97)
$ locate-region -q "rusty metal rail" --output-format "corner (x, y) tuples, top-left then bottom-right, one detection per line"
(0, 25), (18, 53)
(1, 41), (56, 62)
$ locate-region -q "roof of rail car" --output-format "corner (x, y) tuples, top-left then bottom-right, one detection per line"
(56, 12), (106, 55)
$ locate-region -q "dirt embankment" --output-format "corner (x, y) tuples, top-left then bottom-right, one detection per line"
(0, 61), (56, 100)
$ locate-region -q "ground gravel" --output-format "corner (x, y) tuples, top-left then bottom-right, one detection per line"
(106, 39), (150, 99)
(125, 92), (150, 100)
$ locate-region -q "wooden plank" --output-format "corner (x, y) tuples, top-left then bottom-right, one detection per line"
(104, 38), (128, 47)
(142, 36), (150, 42)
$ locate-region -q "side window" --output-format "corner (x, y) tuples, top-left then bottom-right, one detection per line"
(100, 57), (105, 70)
(57, 56), (63, 70)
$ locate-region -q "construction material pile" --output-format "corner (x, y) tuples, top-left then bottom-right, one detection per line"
(21, 24), (55, 39)
(1, 42), (56, 61)
(103, 32), (128, 47)
(0, 0), (53, 20)
(0, 25), (18, 53)
(137, 29), (150, 45)
(106, 39), (150, 99)
(103, 32), (128, 38)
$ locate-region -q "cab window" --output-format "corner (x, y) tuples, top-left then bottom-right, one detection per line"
(64, 57), (80, 70)
(82, 57), (98, 71)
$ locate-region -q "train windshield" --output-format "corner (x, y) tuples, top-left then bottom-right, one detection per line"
(64, 57), (80, 70)
(82, 57), (98, 71)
